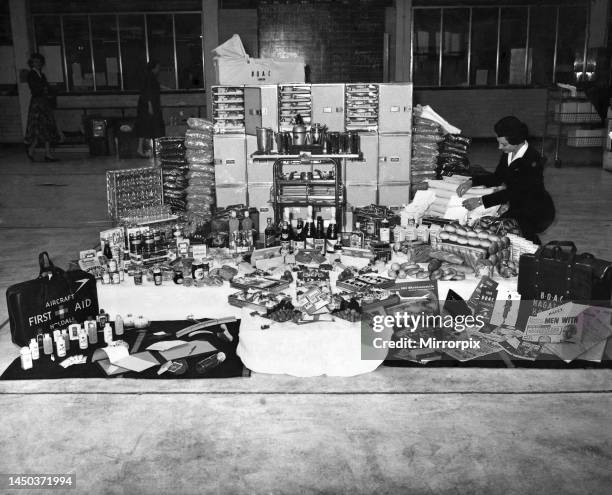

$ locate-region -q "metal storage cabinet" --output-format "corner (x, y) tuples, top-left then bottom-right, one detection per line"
(216, 185), (247, 207)
(311, 84), (345, 131)
(378, 183), (410, 207)
(244, 85), (279, 135)
(344, 132), (378, 183)
(213, 135), (247, 185)
(211, 86), (245, 134)
(378, 83), (413, 134)
(246, 134), (274, 183)
(378, 134), (412, 183)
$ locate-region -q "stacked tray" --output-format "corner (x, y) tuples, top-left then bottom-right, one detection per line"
(212, 86), (245, 134)
(345, 84), (379, 131)
(278, 84), (311, 131)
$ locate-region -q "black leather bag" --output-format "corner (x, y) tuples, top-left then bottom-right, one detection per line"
(517, 241), (612, 322)
(6, 252), (99, 346)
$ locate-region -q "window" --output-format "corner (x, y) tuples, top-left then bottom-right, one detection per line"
(32, 11), (204, 93)
(412, 3), (590, 88)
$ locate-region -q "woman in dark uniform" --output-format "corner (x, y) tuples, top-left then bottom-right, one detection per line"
(457, 116), (555, 244)
(25, 53), (61, 162)
(134, 61), (165, 157)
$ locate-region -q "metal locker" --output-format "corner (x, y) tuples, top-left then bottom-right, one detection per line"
(345, 183), (378, 208)
(311, 84), (345, 131)
(345, 132), (378, 183)
(213, 135), (247, 185)
(244, 85), (279, 135)
(246, 135), (274, 183)
(378, 183), (411, 207)
(378, 83), (413, 134)
(378, 134), (412, 183)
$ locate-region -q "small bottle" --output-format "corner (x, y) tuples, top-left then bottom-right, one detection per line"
(20, 347), (33, 370)
(229, 210), (240, 238)
(264, 218), (276, 248)
(29, 338), (40, 361)
(42, 334), (53, 355)
(97, 309), (108, 329)
(78, 328), (89, 350)
(393, 224), (405, 243)
(115, 315), (124, 336)
(108, 258), (118, 273)
(292, 218), (305, 251)
(405, 218), (417, 242)
(379, 218), (390, 243)
(153, 266), (162, 286)
(62, 329), (70, 351)
(196, 352), (226, 374)
(86, 320), (98, 344)
(314, 216), (326, 254)
(326, 216), (339, 254)
(103, 323), (113, 344)
(103, 240), (113, 260)
(102, 270), (110, 285)
(241, 210), (254, 235)
(56, 335), (67, 357)
(279, 221), (292, 254)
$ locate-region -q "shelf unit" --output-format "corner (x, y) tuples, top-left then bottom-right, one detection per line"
(252, 152), (360, 228)
(542, 88), (604, 168)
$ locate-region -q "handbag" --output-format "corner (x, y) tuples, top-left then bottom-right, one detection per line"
(517, 241), (612, 323)
(6, 252), (99, 346)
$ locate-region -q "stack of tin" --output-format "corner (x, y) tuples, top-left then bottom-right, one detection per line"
(157, 137), (188, 214)
(184, 118), (215, 221)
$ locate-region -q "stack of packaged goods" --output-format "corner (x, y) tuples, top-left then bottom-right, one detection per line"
(184, 118), (215, 222)
(157, 137), (188, 214)
(437, 134), (472, 177)
(411, 111), (444, 192)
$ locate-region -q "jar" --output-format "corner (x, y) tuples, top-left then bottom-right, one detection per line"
(133, 270), (143, 285)
(111, 272), (121, 284)
(192, 259), (205, 280)
(173, 270), (184, 284)
(153, 266), (162, 286)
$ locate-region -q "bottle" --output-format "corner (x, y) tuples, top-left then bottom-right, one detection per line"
(103, 240), (113, 260)
(56, 335), (67, 357)
(29, 338), (40, 361)
(241, 210), (254, 235)
(102, 270), (110, 284)
(196, 352), (226, 374)
(393, 224), (405, 243)
(20, 347), (33, 370)
(379, 218), (390, 243)
(78, 328), (88, 350)
(42, 333), (53, 355)
(304, 218), (316, 250)
(350, 221), (364, 248)
(292, 218), (305, 251)
(314, 216), (326, 254)
(264, 218), (276, 247)
(115, 315), (124, 336)
(326, 217), (339, 254)
(279, 221), (292, 253)
(153, 266), (162, 286)
(103, 323), (113, 344)
(229, 210), (240, 248)
(86, 320), (98, 344)
(62, 329), (70, 351)
(97, 309), (108, 330)
(405, 218), (417, 242)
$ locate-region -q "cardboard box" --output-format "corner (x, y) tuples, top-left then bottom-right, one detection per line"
(214, 58), (305, 85)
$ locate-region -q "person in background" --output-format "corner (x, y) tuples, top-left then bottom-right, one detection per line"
(456, 116), (555, 244)
(25, 53), (62, 162)
(134, 61), (165, 158)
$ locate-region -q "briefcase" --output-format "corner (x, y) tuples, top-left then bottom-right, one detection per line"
(6, 252), (99, 346)
(517, 241), (612, 320)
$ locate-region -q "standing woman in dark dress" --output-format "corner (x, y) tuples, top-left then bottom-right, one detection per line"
(134, 61), (165, 158)
(25, 53), (61, 162)
(457, 116), (556, 244)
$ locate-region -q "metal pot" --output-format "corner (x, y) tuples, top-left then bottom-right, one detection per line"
(292, 123), (310, 146)
(256, 127), (274, 153)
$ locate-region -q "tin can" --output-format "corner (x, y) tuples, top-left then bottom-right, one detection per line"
(108, 259), (117, 272)
(102, 271), (110, 284)
(134, 270), (143, 285)
(111, 272), (120, 284)
(192, 260), (205, 281)
(173, 270), (184, 285)
(153, 267), (162, 286)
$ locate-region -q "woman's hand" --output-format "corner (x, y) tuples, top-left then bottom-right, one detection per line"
(456, 179), (473, 197)
(463, 197), (483, 211)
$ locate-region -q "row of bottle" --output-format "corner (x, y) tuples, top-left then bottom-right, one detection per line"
(228, 209), (255, 251)
(19, 312), (133, 370)
(264, 206), (339, 255)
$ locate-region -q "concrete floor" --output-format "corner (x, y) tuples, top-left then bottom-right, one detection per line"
(1, 143), (612, 494)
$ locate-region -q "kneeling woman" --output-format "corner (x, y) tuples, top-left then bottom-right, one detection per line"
(457, 116), (555, 244)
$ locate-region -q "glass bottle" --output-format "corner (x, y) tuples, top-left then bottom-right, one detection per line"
(326, 217), (338, 254)
(264, 218), (276, 248)
(314, 216), (326, 254)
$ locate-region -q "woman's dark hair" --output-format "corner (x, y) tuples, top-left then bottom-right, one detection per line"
(494, 116), (528, 145)
(28, 53), (45, 68)
(147, 60), (159, 71)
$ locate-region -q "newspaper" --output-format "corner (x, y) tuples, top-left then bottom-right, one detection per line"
(497, 338), (542, 361)
(438, 329), (504, 362)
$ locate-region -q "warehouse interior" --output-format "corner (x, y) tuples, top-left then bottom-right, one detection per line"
(1, 1), (612, 494)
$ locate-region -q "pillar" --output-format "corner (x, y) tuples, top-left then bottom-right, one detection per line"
(393, 0), (412, 82)
(9, 0), (33, 137)
(202, 0), (219, 120)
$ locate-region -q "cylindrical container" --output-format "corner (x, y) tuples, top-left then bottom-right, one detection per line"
(69, 323), (81, 341)
(86, 320), (98, 344)
(62, 329), (70, 351)
(192, 260), (205, 281)
(196, 352), (226, 374)
(103, 323), (113, 344)
(115, 315), (124, 336)
(56, 336), (67, 357)
(102, 271), (110, 284)
(134, 270), (143, 285)
(111, 272), (120, 284)
(29, 338), (40, 360)
(78, 328), (88, 350)
(20, 347), (33, 370)
(108, 259), (118, 273)
(153, 267), (162, 286)
(173, 270), (184, 284)
(256, 127), (273, 152)
(42, 334), (53, 355)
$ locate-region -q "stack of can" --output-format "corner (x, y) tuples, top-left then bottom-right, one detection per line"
(157, 137), (189, 213)
(184, 118), (215, 221)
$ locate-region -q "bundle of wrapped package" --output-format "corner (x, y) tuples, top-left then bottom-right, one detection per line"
(437, 134), (472, 177)
(157, 137), (188, 214)
(411, 107), (444, 190)
(184, 118), (215, 221)
(425, 175), (500, 224)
